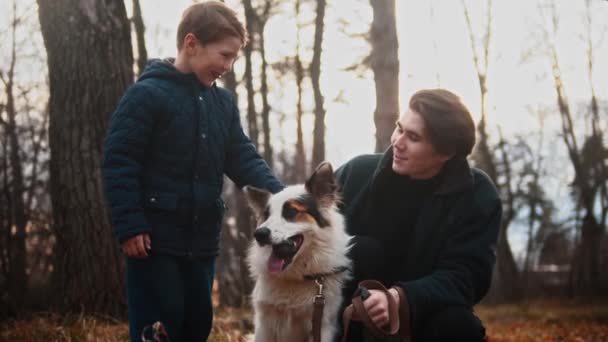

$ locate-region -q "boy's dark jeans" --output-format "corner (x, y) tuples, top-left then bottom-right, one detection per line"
(126, 254), (215, 342)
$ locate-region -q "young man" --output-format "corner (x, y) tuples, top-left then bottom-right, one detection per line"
(336, 89), (501, 341)
(102, 2), (282, 341)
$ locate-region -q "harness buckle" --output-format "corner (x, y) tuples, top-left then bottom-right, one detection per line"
(315, 277), (324, 296)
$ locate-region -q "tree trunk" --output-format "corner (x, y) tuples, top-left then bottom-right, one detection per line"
(259, 3), (273, 169)
(217, 183), (253, 307)
(293, 0), (306, 183)
(242, 0), (259, 148)
(571, 213), (603, 297)
(131, 0), (148, 76)
(37, 0), (133, 316)
(369, 0), (399, 153)
(463, 0), (522, 302)
(543, 1), (604, 296)
(3, 1), (28, 310)
(310, 0), (326, 171)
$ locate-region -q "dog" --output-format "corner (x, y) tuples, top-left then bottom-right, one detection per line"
(244, 162), (352, 342)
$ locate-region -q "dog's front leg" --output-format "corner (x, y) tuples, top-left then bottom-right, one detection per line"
(253, 312), (272, 342)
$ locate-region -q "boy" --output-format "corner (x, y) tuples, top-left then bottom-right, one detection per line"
(102, 2), (282, 341)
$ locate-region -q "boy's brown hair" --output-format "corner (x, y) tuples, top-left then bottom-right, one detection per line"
(409, 89), (476, 158)
(177, 1), (248, 50)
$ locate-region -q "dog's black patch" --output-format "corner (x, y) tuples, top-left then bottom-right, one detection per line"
(278, 195), (330, 228)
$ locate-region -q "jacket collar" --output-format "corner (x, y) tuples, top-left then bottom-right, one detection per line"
(372, 147), (473, 196)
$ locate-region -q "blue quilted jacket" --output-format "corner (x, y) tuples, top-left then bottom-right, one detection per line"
(102, 59), (282, 257)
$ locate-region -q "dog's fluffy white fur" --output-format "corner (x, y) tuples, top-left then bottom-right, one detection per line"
(245, 164), (352, 342)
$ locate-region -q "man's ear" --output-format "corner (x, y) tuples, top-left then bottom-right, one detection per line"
(243, 186), (271, 218)
(305, 162), (337, 202)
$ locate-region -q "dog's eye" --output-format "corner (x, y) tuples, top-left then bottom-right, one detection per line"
(282, 204), (299, 220)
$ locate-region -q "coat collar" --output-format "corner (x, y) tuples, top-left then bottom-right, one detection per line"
(372, 148), (474, 196)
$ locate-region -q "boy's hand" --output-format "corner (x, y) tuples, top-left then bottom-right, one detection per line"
(121, 233), (151, 258)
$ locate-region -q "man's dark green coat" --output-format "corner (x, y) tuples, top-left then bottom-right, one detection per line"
(335, 149), (501, 334)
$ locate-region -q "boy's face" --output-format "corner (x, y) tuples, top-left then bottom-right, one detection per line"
(390, 109), (452, 179)
(183, 33), (241, 87)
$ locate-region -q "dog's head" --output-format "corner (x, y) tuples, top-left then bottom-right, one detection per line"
(244, 162), (344, 277)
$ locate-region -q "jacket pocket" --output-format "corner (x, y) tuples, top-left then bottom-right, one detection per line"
(143, 192), (178, 211)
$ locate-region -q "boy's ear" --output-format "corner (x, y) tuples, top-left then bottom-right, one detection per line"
(183, 33), (198, 53)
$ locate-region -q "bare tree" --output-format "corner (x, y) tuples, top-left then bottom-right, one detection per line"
(369, 0), (399, 152)
(0, 1), (28, 310)
(462, 0), (522, 301)
(243, 0), (260, 148)
(310, 0), (327, 171)
(538, 0), (607, 297)
(293, 0), (307, 182)
(131, 0), (148, 76)
(37, 0), (133, 315)
(521, 110), (547, 289)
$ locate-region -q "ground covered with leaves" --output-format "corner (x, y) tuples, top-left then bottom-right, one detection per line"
(1, 300), (607, 341)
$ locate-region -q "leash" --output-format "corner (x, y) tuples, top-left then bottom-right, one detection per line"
(341, 280), (410, 342)
(305, 266), (349, 342)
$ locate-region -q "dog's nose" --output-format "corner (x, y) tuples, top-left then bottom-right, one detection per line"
(254, 227), (271, 245)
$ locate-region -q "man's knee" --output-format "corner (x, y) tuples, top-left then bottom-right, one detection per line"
(417, 306), (486, 340)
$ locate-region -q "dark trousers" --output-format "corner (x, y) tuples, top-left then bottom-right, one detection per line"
(126, 255), (215, 342)
(339, 236), (486, 341)
(340, 306), (485, 341)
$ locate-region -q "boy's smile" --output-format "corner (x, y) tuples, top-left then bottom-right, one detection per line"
(176, 34), (242, 87)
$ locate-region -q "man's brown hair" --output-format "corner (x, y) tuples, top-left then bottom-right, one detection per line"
(409, 89), (476, 158)
(177, 1), (248, 50)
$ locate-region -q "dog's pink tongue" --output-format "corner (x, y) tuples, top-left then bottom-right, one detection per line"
(267, 255), (285, 274)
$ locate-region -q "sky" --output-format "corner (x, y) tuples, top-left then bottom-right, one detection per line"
(2, 0), (607, 261)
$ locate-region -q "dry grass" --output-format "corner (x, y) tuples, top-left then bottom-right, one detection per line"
(477, 299), (608, 341)
(0, 312), (129, 341)
(2, 300), (607, 341)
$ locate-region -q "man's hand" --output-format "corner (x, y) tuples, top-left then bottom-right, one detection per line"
(357, 288), (400, 328)
(121, 233), (151, 258)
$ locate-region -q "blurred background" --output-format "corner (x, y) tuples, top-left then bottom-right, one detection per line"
(0, 0), (607, 339)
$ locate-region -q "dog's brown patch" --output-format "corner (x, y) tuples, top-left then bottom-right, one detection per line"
(285, 200), (316, 224)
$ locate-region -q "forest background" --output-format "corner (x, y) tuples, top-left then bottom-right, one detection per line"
(0, 0), (607, 340)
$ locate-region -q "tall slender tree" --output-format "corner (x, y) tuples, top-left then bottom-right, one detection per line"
(242, 0), (260, 148)
(293, 0), (307, 182)
(462, 0), (522, 302)
(37, 0), (133, 315)
(369, 0), (399, 153)
(131, 0), (148, 76)
(1, 0), (28, 311)
(539, 0), (606, 297)
(258, 0), (275, 168)
(310, 0), (327, 170)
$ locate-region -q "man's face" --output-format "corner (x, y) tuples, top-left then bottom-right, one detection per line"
(186, 35), (241, 87)
(390, 109), (452, 179)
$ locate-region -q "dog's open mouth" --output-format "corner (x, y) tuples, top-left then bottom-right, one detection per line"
(267, 234), (304, 274)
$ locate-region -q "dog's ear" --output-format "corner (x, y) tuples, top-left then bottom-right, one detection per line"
(243, 185), (271, 218)
(305, 162), (337, 201)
